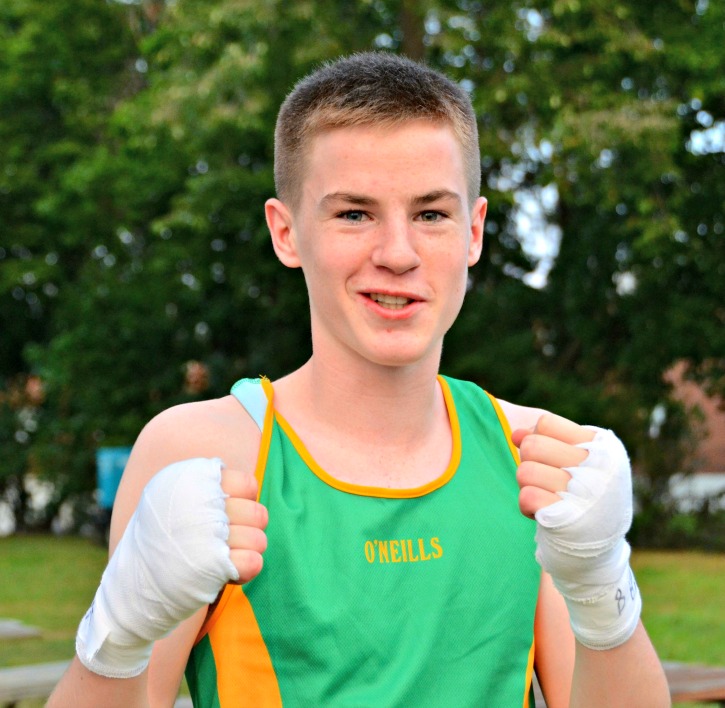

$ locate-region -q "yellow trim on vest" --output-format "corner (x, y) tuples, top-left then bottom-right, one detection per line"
(207, 585), (282, 707)
(489, 389), (534, 708)
(522, 637), (536, 708)
(255, 377), (275, 500)
(273, 375), (461, 499)
(193, 377), (276, 648)
(195, 583), (234, 646)
(487, 391), (534, 708)
(485, 392), (521, 465)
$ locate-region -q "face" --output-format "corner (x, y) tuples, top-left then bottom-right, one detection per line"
(266, 120), (486, 371)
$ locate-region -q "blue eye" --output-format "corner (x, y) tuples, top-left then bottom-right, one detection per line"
(339, 210), (367, 222)
(420, 211), (445, 222)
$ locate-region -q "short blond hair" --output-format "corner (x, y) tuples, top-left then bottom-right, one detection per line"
(274, 52), (481, 209)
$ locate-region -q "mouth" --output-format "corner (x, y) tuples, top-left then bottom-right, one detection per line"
(368, 293), (414, 310)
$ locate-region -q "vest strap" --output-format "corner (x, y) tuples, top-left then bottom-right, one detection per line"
(230, 378), (268, 431)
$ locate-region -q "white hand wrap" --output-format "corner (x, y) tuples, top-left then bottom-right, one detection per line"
(76, 458), (239, 678)
(535, 428), (642, 650)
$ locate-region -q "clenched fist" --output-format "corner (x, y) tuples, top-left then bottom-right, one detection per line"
(512, 413), (594, 519)
(221, 468), (268, 584)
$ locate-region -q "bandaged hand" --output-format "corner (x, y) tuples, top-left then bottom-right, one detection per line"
(76, 458), (268, 678)
(513, 415), (641, 651)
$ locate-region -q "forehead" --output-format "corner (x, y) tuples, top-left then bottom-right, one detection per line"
(300, 120), (467, 203)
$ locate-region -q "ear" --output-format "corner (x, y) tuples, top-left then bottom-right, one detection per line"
(265, 198), (301, 268)
(467, 196), (487, 266)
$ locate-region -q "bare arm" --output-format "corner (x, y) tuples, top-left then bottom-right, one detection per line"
(535, 573), (670, 707)
(48, 397), (262, 707)
(534, 572), (575, 708)
(502, 401), (671, 707)
(571, 622), (670, 707)
(48, 579), (207, 708)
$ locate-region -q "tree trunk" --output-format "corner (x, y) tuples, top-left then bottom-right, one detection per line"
(399, 0), (426, 61)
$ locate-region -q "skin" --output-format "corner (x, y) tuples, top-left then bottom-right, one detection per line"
(513, 414), (671, 707)
(48, 121), (670, 708)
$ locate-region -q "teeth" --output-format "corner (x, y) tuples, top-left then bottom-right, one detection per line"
(370, 293), (410, 309)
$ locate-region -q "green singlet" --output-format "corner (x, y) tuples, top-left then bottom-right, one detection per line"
(185, 375), (541, 707)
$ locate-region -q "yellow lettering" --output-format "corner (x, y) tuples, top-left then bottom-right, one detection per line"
(430, 537), (443, 559)
(366, 537), (442, 566)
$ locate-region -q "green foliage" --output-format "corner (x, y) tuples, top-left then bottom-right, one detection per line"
(0, 0), (137, 371)
(0, 379), (39, 531)
(1, 0), (723, 530)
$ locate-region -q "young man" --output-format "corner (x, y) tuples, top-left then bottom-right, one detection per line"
(49, 52), (670, 707)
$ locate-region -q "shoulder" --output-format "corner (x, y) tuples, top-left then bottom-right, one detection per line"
(109, 395), (261, 553)
(111, 397), (260, 701)
(495, 398), (549, 432)
(132, 395), (261, 473)
(441, 377), (549, 431)
(140, 395), (257, 448)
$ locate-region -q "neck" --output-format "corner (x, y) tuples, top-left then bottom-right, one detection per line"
(274, 350), (444, 447)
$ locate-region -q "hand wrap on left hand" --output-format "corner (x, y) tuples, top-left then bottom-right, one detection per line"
(534, 427), (641, 650)
(76, 458), (239, 678)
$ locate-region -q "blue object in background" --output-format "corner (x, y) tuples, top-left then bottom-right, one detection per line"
(96, 447), (132, 509)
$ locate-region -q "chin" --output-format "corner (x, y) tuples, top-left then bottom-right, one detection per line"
(360, 342), (440, 370)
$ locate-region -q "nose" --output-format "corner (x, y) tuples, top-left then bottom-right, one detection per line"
(371, 219), (421, 274)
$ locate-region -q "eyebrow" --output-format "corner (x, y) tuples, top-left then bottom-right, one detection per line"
(411, 190), (462, 207)
(319, 189), (462, 210)
(319, 192), (377, 209)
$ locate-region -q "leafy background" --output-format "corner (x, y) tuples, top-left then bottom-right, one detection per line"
(1, 0), (723, 543)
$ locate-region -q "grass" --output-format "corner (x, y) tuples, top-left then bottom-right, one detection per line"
(0, 534), (107, 667)
(1, 537), (723, 706)
(633, 550), (725, 667)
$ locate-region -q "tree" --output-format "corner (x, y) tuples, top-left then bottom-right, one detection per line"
(0, 0), (139, 369)
(17, 0), (397, 506)
(0, 0), (139, 526)
(3, 0), (723, 537)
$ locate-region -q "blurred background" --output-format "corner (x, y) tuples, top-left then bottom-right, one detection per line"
(0, 0), (723, 702)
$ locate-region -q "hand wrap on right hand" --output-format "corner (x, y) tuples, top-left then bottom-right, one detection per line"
(76, 458), (239, 678)
(534, 428), (641, 650)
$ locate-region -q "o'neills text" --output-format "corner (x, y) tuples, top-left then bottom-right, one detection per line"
(364, 537), (443, 564)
